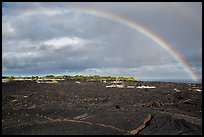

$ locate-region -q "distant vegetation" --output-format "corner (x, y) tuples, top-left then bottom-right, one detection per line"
(31, 76), (39, 81)
(44, 75), (137, 81)
(3, 75), (137, 81)
(5, 76), (15, 80)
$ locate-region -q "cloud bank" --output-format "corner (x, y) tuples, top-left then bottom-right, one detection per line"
(2, 2), (202, 82)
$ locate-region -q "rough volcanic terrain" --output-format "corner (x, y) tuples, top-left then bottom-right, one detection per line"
(2, 79), (202, 135)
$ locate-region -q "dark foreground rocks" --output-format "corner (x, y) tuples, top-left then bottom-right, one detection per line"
(2, 80), (202, 135)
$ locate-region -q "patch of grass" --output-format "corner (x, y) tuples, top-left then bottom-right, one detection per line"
(5, 76), (15, 80)
(31, 76), (39, 81)
(49, 80), (58, 84)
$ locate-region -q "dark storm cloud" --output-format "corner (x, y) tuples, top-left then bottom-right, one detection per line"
(2, 2), (202, 81)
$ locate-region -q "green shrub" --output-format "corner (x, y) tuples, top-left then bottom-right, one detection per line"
(6, 76), (15, 80)
(32, 76), (39, 81)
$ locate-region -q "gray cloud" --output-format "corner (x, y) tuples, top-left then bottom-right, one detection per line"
(2, 2), (202, 82)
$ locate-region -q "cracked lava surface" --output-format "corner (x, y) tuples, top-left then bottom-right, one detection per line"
(2, 79), (202, 135)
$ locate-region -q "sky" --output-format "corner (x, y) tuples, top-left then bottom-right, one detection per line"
(2, 2), (202, 82)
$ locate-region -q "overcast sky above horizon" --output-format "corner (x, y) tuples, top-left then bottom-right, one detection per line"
(2, 2), (202, 82)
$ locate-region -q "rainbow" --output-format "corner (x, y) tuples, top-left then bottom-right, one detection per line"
(61, 7), (199, 82)
(6, 6), (200, 82)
